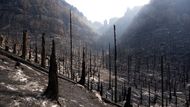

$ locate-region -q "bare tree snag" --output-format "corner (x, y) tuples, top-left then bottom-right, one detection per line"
(78, 47), (86, 86)
(41, 33), (46, 68)
(43, 40), (58, 101)
(21, 30), (28, 59)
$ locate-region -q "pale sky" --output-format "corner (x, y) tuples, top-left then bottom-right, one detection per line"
(65, 0), (150, 23)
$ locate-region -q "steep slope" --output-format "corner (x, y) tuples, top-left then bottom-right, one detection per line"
(0, 54), (116, 107)
(0, 0), (96, 43)
(120, 0), (190, 58)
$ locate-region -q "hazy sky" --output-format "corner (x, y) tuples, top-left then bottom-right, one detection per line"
(66, 0), (150, 23)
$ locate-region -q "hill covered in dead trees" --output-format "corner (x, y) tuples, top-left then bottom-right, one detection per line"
(98, 0), (190, 59)
(1, 0), (190, 107)
(0, 51), (116, 107)
(119, 0), (190, 58)
(0, 30), (119, 107)
(0, 0), (97, 44)
(93, 0), (190, 107)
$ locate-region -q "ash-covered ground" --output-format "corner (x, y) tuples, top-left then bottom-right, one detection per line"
(0, 55), (116, 107)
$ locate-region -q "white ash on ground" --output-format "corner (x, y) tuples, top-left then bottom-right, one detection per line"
(0, 54), (116, 107)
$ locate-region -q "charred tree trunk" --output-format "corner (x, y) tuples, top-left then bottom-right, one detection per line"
(127, 55), (132, 85)
(5, 46), (9, 51)
(78, 47), (86, 86)
(0, 35), (3, 47)
(166, 96), (168, 107)
(124, 87), (132, 107)
(13, 44), (17, 54)
(185, 86), (190, 107)
(88, 50), (92, 90)
(5, 38), (9, 52)
(153, 94), (158, 105)
(90, 80), (93, 91)
(167, 63), (172, 102)
(43, 40), (58, 101)
(41, 33), (46, 68)
(21, 30), (27, 59)
(97, 68), (100, 91)
(148, 82), (151, 107)
(87, 67), (90, 90)
(29, 44), (32, 61)
(186, 99), (189, 107)
(175, 94), (177, 107)
(183, 65), (186, 89)
(154, 79), (157, 94)
(35, 42), (38, 63)
(113, 25), (118, 103)
(62, 57), (65, 75)
(161, 56), (164, 107)
(58, 60), (61, 73)
(186, 66), (189, 83)
(70, 9), (74, 80)
(189, 86), (190, 103)
(140, 84), (143, 104)
(146, 57), (149, 73)
(100, 82), (103, 96)
(102, 49), (104, 68)
(123, 83), (127, 101)
(89, 50), (92, 76)
(173, 80), (177, 96)
(111, 86), (114, 101)
(108, 43), (112, 89)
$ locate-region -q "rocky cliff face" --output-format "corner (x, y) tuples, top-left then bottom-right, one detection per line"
(0, 0), (96, 43)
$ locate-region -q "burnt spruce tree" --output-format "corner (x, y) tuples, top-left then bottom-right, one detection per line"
(43, 40), (58, 101)
(41, 33), (46, 68)
(78, 47), (86, 86)
(21, 30), (28, 59)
